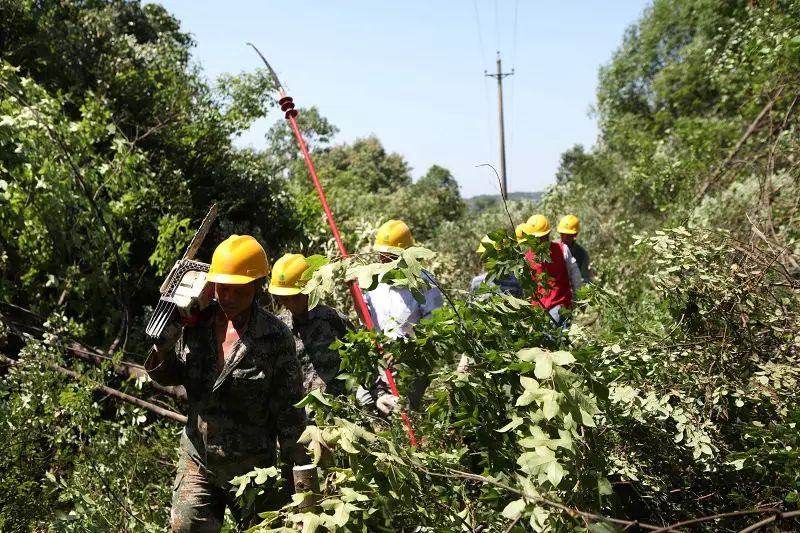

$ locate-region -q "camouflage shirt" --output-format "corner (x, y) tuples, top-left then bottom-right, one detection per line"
(145, 303), (307, 487)
(278, 305), (351, 397)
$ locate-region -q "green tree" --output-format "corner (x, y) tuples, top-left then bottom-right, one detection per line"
(413, 164), (465, 222)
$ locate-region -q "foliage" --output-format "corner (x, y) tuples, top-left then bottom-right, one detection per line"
(2, 0), (800, 530)
(0, 314), (176, 530)
(0, 0), (302, 346)
(245, 243), (615, 532)
(572, 227), (800, 522)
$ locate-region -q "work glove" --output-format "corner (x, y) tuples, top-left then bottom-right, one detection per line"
(456, 354), (473, 373)
(376, 394), (401, 415)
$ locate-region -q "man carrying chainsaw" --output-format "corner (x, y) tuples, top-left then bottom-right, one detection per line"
(146, 235), (307, 532)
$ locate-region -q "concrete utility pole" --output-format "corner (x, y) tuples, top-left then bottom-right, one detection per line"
(485, 52), (514, 200)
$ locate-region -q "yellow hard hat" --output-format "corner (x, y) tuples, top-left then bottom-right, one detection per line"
(476, 235), (495, 254)
(207, 235), (269, 284)
(525, 214), (551, 237)
(374, 219), (413, 253)
(515, 223), (535, 242)
(268, 253), (309, 296)
(557, 214), (580, 235)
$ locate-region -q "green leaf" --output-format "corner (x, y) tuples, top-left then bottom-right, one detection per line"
(497, 416), (524, 432)
(542, 394), (560, 420)
(597, 475), (614, 496)
(530, 506), (550, 531)
(501, 498), (526, 520)
(517, 448), (555, 473)
(580, 408), (597, 427)
(254, 466), (279, 485)
(294, 388), (332, 408)
(297, 425), (321, 445)
(340, 487), (369, 502)
(301, 255), (330, 281)
(517, 347), (547, 363)
(516, 390), (537, 407)
(535, 353), (553, 379)
(545, 460), (565, 487)
(520, 376), (540, 391)
(550, 351), (576, 366)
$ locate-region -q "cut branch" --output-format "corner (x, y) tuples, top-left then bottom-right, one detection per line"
(0, 354), (186, 424)
(0, 302), (186, 401)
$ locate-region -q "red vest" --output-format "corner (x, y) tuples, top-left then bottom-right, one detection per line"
(525, 242), (573, 310)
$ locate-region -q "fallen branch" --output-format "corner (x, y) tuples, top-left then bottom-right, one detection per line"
(0, 303), (186, 401)
(409, 461), (800, 532)
(0, 353), (186, 424)
(409, 461), (670, 532)
(65, 340), (187, 402)
(738, 510), (800, 533)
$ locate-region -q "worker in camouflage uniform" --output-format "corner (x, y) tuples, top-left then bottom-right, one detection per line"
(268, 253), (351, 397)
(146, 235), (307, 532)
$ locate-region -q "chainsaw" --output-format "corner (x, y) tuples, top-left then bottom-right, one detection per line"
(145, 204), (217, 342)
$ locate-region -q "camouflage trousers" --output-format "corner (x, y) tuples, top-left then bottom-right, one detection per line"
(170, 451), (282, 532)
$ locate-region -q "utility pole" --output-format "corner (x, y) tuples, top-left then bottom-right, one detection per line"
(485, 52), (514, 200)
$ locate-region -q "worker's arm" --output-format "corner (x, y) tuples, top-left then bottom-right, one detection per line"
(144, 322), (185, 386)
(384, 288), (419, 339)
(270, 329), (309, 467)
(562, 245), (583, 295)
(581, 249), (594, 284)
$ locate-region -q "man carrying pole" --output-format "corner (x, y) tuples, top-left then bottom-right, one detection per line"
(248, 44), (418, 445)
(357, 220), (444, 413)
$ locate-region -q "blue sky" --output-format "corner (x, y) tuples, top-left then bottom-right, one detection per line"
(153, 1), (649, 198)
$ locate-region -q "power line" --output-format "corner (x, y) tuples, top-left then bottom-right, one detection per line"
(508, 0), (520, 194)
(494, 0), (500, 52)
(472, 0), (487, 67)
(511, 0), (520, 69)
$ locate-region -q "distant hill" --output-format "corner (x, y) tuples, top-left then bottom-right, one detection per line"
(465, 191), (543, 211)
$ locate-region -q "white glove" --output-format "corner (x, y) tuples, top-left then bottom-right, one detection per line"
(457, 354), (473, 373)
(376, 394), (401, 415)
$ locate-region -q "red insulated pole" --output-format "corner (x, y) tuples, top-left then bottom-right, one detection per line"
(248, 44), (417, 446)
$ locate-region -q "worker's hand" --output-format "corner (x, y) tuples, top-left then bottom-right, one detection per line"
(456, 354), (473, 373)
(383, 352), (395, 367)
(156, 321), (182, 352)
(376, 394), (401, 415)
